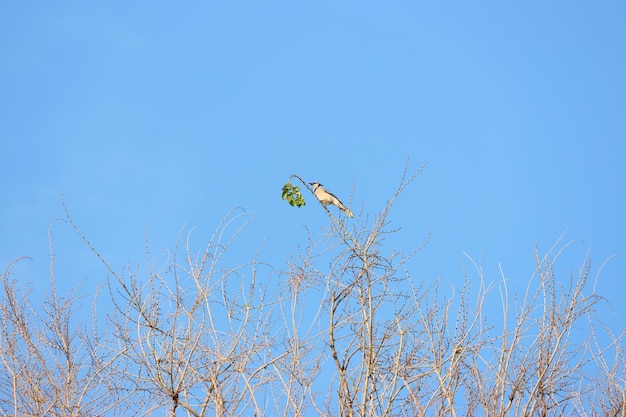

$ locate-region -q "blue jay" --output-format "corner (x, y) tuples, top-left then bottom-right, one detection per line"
(309, 182), (354, 218)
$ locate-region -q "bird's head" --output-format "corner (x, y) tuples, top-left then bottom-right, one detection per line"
(309, 182), (321, 188)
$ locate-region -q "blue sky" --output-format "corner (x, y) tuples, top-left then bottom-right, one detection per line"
(1, 1), (625, 343)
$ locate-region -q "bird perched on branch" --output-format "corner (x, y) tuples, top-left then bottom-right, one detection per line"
(309, 182), (354, 218)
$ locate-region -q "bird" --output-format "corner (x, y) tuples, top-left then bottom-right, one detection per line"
(309, 182), (354, 218)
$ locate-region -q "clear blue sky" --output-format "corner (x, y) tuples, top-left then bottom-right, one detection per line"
(1, 2), (625, 333)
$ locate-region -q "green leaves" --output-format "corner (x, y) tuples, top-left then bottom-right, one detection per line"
(281, 182), (306, 208)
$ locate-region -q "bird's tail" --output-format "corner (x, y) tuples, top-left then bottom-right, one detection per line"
(340, 204), (354, 218)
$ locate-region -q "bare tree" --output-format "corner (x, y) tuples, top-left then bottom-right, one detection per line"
(0, 224), (125, 417)
(268, 230), (327, 416)
(65, 207), (289, 417)
(286, 160), (623, 416)
(298, 162), (437, 416)
(458, 237), (623, 416)
(1, 162), (623, 416)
